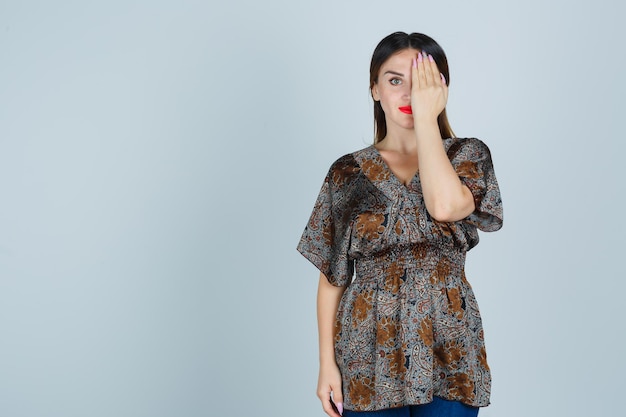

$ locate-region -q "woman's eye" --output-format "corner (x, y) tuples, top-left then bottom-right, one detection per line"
(390, 78), (402, 86)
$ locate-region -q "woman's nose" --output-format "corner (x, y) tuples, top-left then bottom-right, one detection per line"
(402, 83), (411, 98)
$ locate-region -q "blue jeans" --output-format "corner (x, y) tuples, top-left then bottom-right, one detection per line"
(343, 397), (479, 417)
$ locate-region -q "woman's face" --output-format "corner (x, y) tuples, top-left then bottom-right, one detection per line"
(371, 48), (420, 132)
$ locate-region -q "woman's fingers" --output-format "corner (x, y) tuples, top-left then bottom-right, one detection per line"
(417, 52), (427, 87)
(412, 56), (419, 89)
(318, 386), (342, 417)
(411, 52), (448, 120)
(318, 364), (343, 416)
(415, 52), (443, 87)
(423, 52), (436, 85)
(333, 386), (344, 415)
(321, 398), (340, 417)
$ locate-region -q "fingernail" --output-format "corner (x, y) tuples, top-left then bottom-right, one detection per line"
(413, 57), (417, 68)
(428, 54), (434, 62)
(418, 52), (423, 63)
(441, 73), (446, 84)
(337, 402), (344, 415)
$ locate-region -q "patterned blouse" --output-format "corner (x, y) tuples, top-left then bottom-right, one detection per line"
(297, 138), (503, 412)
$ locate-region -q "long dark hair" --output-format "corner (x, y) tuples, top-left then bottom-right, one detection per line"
(370, 32), (455, 143)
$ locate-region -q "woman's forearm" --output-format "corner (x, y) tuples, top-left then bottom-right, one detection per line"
(317, 272), (347, 366)
(414, 120), (475, 222)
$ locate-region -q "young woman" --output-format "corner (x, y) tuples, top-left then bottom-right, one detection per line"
(297, 32), (503, 417)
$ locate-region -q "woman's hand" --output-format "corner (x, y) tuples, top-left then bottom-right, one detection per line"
(317, 273), (347, 416)
(410, 51), (448, 123)
(317, 361), (344, 417)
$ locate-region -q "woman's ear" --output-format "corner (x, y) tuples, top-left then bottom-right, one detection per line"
(371, 84), (380, 101)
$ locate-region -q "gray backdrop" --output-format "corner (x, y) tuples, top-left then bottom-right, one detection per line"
(1, 1), (623, 416)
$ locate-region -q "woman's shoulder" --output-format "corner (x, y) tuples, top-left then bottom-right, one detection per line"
(443, 137), (492, 156)
(325, 145), (375, 181)
(330, 145), (374, 172)
(328, 145), (374, 166)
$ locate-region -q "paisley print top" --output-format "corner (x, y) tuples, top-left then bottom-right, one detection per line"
(297, 138), (503, 411)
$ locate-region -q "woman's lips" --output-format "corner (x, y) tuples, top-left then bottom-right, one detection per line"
(398, 106), (413, 114)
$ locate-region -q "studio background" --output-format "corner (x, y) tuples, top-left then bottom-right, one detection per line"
(1, 1), (623, 416)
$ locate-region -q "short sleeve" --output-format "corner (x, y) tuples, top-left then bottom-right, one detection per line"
(449, 138), (503, 232)
(297, 167), (355, 287)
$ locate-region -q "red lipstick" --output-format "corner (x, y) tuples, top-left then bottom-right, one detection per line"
(399, 106), (412, 114)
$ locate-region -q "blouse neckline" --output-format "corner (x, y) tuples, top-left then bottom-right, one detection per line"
(370, 145), (420, 188)
(368, 145), (421, 189)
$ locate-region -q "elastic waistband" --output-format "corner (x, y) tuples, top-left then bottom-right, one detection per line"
(354, 242), (466, 274)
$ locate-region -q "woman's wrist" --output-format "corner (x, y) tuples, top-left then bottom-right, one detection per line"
(319, 350), (338, 367)
(414, 119), (441, 142)
(413, 116), (439, 128)
(320, 356), (337, 366)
